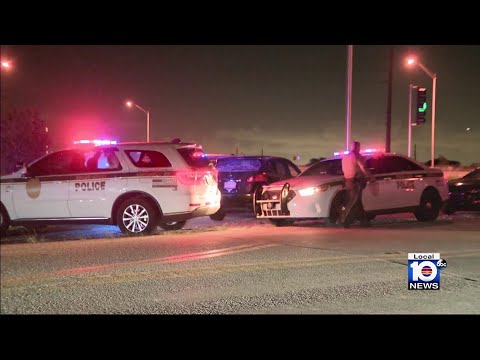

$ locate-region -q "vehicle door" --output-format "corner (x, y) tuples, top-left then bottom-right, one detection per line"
(386, 156), (426, 208)
(11, 150), (73, 218)
(68, 148), (125, 218)
(362, 156), (399, 211)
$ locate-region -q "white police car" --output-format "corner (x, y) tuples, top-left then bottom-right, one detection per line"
(254, 152), (449, 226)
(0, 141), (221, 236)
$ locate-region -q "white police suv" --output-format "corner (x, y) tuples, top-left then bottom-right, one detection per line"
(254, 152), (449, 226)
(0, 141), (221, 236)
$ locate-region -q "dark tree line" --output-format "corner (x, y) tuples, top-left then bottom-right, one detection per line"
(0, 108), (50, 175)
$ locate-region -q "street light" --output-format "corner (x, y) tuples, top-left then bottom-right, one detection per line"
(1, 59), (12, 71)
(406, 56), (437, 168)
(125, 99), (150, 143)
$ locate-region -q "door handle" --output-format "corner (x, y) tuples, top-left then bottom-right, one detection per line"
(5, 185), (12, 192)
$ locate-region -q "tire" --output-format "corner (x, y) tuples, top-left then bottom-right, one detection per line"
(367, 213), (376, 221)
(414, 189), (442, 222)
(116, 197), (158, 236)
(327, 191), (347, 225)
(269, 219), (294, 227)
(210, 208), (226, 221)
(0, 207), (10, 238)
(159, 221), (186, 231)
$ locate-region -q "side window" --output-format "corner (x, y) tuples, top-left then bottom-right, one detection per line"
(386, 156), (423, 173)
(365, 157), (389, 175)
(125, 150), (172, 168)
(84, 149), (122, 172)
(286, 161), (301, 177)
(28, 150), (77, 176)
(274, 160), (289, 178)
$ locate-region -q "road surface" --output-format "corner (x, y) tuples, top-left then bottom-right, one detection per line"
(1, 212), (479, 314)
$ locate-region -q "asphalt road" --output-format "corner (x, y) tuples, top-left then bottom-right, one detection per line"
(1, 211), (479, 314)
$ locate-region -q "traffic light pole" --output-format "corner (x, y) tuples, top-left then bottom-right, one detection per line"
(408, 84), (418, 158)
(431, 75), (437, 168)
(417, 62), (437, 168)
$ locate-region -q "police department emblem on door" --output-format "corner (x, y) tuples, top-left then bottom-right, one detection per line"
(26, 178), (41, 199)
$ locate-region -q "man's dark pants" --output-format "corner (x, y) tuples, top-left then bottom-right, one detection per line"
(340, 177), (369, 226)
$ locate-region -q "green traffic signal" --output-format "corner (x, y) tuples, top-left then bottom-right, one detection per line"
(418, 102), (427, 112)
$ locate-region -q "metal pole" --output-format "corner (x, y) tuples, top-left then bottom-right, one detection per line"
(408, 84), (412, 157)
(385, 47), (393, 153)
(431, 75), (437, 168)
(147, 111), (150, 143)
(346, 45), (353, 150)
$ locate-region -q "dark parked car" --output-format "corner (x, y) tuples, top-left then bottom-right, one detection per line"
(210, 156), (301, 220)
(445, 168), (480, 214)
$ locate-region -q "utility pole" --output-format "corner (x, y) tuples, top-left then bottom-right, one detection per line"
(346, 45), (353, 150)
(385, 46), (393, 153)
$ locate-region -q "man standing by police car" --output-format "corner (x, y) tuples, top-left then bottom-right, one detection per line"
(339, 141), (374, 228)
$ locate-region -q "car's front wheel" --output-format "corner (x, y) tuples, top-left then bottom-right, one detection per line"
(414, 189), (442, 222)
(117, 197), (158, 236)
(327, 191), (347, 225)
(159, 221), (186, 231)
(0, 207), (10, 237)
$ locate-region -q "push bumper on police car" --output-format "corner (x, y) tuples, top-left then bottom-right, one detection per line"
(254, 177), (343, 219)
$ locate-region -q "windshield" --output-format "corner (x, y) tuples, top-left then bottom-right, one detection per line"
(464, 168), (480, 179)
(216, 158), (262, 172)
(299, 159), (343, 177)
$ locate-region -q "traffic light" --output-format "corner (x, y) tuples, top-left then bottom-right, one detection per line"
(416, 87), (427, 125)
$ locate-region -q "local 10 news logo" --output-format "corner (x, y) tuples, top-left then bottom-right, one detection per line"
(408, 253), (447, 290)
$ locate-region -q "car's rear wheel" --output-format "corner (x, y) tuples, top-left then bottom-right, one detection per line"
(159, 221), (186, 231)
(414, 189), (442, 222)
(210, 208), (226, 221)
(117, 197), (158, 236)
(327, 191), (347, 225)
(269, 219), (294, 227)
(0, 208), (10, 237)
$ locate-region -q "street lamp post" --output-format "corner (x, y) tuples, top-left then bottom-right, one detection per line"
(346, 45), (353, 150)
(406, 57), (437, 168)
(125, 100), (150, 143)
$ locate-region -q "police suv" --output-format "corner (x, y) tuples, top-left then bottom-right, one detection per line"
(254, 152), (449, 226)
(0, 141), (221, 236)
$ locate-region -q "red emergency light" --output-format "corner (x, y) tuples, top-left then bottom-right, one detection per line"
(333, 148), (381, 156)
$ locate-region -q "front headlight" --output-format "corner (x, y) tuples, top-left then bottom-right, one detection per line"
(298, 185), (329, 197)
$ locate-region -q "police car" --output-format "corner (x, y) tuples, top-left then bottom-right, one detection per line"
(254, 152), (449, 226)
(0, 141), (221, 236)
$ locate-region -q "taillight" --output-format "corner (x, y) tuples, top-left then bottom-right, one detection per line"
(247, 173), (268, 183)
(177, 170), (216, 186)
(177, 172), (199, 185)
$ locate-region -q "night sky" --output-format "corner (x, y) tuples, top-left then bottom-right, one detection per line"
(1, 45), (479, 165)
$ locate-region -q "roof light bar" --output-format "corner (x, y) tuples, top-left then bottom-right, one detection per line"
(74, 139), (118, 146)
